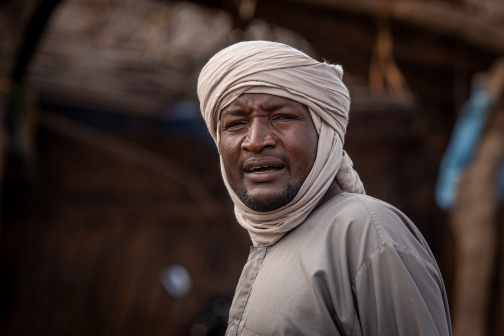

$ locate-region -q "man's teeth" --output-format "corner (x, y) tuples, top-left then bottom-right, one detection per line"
(249, 165), (282, 172)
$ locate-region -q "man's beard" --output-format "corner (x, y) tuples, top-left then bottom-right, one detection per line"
(224, 154), (312, 212)
(225, 159), (303, 212)
(236, 182), (301, 212)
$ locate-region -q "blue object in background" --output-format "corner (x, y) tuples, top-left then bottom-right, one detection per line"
(436, 81), (504, 211)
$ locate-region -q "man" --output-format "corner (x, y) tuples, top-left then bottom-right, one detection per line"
(197, 41), (451, 336)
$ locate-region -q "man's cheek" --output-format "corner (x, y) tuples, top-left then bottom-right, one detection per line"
(223, 163), (242, 191)
(220, 135), (242, 153)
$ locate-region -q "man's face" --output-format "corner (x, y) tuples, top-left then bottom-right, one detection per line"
(219, 93), (318, 212)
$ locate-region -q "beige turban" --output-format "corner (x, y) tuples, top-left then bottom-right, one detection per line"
(198, 41), (365, 247)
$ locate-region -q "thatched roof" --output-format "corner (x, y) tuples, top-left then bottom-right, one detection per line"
(29, 0), (231, 115)
(29, 0), (328, 115)
(209, 0), (504, 54)
(2, 0), (501, 115)
(293, 0), (504, 52)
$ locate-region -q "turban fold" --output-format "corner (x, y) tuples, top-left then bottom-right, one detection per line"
(198, 41), (365, 246)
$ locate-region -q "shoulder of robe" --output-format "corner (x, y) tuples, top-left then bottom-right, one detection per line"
(310, 193), (436, 273)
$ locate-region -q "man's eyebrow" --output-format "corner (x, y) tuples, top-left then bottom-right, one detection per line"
(221, 102), (294, 118)
(263, 103), (292, 112)
(221, 108), (246, 118)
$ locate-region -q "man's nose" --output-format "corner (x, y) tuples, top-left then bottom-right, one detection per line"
(241, 119), (276, 152)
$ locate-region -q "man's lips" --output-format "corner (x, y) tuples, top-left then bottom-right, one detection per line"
(243, 157), (286, 173)
(242, 157), (286, 182)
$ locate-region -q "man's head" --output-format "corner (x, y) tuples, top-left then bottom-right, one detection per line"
(197, 41), (364, 246)
(219, 93), (318, 212)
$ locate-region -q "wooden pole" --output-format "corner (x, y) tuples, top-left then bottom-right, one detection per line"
(451, 94), (504, 336)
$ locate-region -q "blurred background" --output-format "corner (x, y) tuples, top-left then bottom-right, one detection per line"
(0, 0), (503, 335)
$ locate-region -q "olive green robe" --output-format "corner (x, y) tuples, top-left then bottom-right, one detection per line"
(226, 193), (451, 336)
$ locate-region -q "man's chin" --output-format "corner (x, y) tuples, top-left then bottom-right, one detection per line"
(238, 184), (299, 212)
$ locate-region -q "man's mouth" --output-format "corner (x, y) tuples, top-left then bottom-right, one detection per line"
(242, 157), (287, 182)
(247, 165), (285, 173)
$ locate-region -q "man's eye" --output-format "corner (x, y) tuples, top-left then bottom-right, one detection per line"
(225, 121), (247, 129)
(273, 115), (296, 120)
